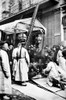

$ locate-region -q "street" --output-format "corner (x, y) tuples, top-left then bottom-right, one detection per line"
(12, 76), (66, 100)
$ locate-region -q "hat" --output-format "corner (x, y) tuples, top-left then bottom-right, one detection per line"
(3, 43), (9, 50)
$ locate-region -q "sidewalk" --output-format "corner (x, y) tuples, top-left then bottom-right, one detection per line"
(12, 77), (66, 100)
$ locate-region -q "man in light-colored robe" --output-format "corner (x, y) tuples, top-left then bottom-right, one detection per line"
(12, 43), (30, 84)
(0, 47), (12, 98)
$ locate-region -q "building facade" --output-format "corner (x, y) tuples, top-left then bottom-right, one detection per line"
(0, 0), (10, 19)
(0, 0), (2, 20)
(0, 0), (66, 47)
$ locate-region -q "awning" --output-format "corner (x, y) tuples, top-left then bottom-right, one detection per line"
(0, 21), (28, 34)
(0, 18), (46, 34)
(17, 18), (46, 30)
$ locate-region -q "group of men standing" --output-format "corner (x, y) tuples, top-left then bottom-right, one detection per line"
(0, 33), (30, 99)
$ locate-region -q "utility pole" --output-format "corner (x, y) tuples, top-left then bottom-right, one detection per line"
(13, 29), (16, 47)
(13, 24), (18, 47)
(26, 4), (39, 49)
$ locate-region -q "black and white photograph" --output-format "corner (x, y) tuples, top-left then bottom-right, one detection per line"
(0, 0), (66, 100)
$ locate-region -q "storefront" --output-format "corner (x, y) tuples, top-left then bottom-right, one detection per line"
(0, 17), (46, 46)
(0, 0), (63, 47)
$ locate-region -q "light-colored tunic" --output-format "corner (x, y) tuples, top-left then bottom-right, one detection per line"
(44, 61), (66, 82)
(44, 62), (60, 80)
(12, 46), (30, 82)
(0, 49), (12, 94)
(57, 49), (66, 79)
(58, 56), (66, 78)
(57, 50), (66, 77)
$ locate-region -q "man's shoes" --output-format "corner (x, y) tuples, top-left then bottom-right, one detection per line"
(21, 83), (27, 86)
(3, 96), (10, 100)
(47, 81), (53, 87)
(46, 79), (53, 87)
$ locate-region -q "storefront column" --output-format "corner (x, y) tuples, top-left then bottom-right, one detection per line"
(60, 8), (64, 41)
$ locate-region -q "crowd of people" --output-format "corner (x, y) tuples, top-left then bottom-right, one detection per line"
(0, 32), (66, 99)
(42, 44), (66, 89)
(0, 33), (30, 99)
